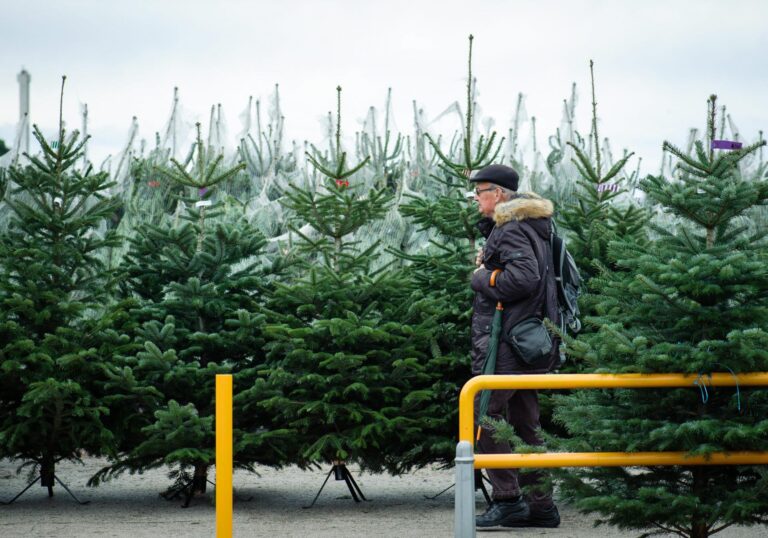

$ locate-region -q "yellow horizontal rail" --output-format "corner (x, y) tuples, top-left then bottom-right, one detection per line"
(460, 373), (768, 468)
(477, 451), (768, 468)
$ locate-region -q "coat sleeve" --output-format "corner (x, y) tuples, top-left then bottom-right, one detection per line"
(470, 222), (540, 303)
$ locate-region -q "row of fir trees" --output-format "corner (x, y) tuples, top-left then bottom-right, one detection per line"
(1, 61), (767, 536)
(0, 80), (477, 505)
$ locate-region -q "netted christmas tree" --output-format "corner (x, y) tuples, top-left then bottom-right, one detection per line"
(357, 87), (404, 192)
(89, 124), (293, 503)
(250, 87), (459, 483)
(0, 78), (122, 500)
(551, 96), (768, 538)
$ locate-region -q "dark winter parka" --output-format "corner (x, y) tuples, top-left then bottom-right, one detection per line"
(470, 192), (560, 375)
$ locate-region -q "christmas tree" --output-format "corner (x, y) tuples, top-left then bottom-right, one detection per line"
(252, 87), (458, 479)
(0, 78), (122, 500)
(548, 61), (649, 410)
(89, 124), (292, 502)
(358, 88), (404, 192)
(394, 35), (506, 461)
(396, 34), (501, 350)
(556, 61), (648, 284)
(551, 96), (768, 537)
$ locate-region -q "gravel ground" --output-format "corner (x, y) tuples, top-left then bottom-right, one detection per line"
(1, 458), (766, 537)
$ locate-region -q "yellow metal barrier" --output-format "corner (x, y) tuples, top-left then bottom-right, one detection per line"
(454, 373), (768, 537)
(460, 373), (768, 468)
(216, 374), (233, 538)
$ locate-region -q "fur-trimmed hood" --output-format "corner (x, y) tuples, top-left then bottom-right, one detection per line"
(493, 191), (554, 225)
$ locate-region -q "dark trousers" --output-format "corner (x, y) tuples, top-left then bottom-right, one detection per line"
(475, 388), (554, 510)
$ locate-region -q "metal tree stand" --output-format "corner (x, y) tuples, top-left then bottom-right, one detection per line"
(1, 470), (89, 505)
(160, 473), (214, 508)
(423, 469), (491, 505)
(304, 462), (368, 509)
(160, 475), (254, 508)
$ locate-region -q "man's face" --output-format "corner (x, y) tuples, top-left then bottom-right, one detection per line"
(473, 182), (503, 217)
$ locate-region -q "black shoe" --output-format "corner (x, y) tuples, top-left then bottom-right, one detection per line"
(475, 497), (530, 528)
(503, 504), (560, 528)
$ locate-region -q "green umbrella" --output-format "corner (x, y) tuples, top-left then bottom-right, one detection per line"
(477, 300), (503, 443)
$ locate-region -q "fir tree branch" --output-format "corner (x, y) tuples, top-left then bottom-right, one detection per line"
(602, 153), (635, 183)
(646, 521), (686, 537)
(589, 60), (602, 178)
(568, 143), (599, 181)
(662, 141), (708, 173)
(708, 94), (717, 162)
(708, 521), (733, 534)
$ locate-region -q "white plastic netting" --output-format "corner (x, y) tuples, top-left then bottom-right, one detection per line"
(3, 73), (765, 273)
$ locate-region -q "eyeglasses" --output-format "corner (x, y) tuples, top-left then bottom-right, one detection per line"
(474, 186), (499, 196)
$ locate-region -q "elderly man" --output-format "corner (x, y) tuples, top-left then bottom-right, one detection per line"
(469, 164), (561, 528)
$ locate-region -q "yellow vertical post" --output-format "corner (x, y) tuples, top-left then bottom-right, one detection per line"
(216, 374), (233, 538)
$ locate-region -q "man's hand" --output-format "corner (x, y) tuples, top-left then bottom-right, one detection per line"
(474, 263), (486, 274)
(475, 247), (484, 267)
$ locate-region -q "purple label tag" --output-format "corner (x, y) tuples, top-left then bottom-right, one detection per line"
(711, 140), (742, 150)
(199, 187), (208, 197)
(597, 183), (619, 193)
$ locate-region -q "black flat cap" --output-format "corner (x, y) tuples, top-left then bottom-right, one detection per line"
(470, 164), (519, 191)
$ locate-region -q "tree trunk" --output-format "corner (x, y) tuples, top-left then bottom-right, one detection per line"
(197, 206), (206, 251)
(40, 454), (55, 497)
(692, 522), (709, 538)
(334, 236), (342, 272)
(706, 227), (714, 249)
(691, 468), (710, 538)
(192, 463), (208, 494)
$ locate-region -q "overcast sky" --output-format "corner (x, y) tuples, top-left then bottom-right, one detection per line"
(1, 0), (766, 174)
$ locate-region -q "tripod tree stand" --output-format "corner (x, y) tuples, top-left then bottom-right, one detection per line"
(1, 458), (89, 505)
(423, 469), (492, 505)
(304, 461), (368, 509)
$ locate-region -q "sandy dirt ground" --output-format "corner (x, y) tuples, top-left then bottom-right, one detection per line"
(1, 458), (766, 538)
